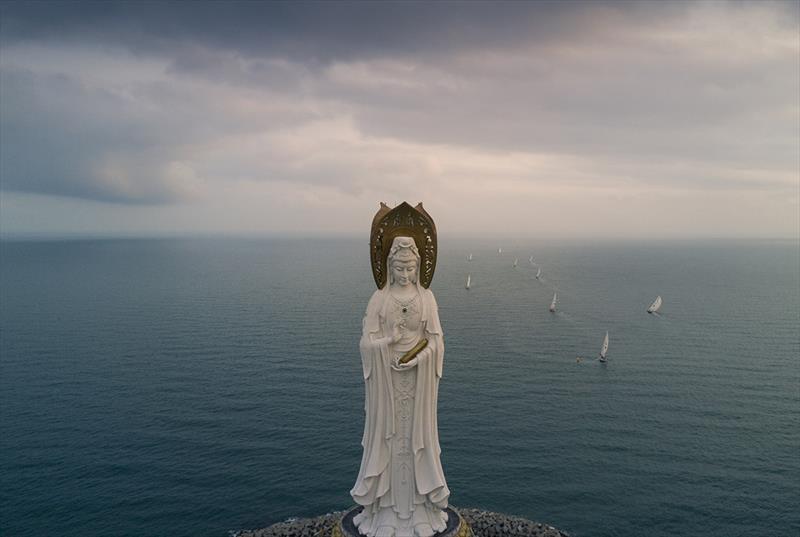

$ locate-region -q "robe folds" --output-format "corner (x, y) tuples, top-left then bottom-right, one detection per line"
(350, 285), (450, 510)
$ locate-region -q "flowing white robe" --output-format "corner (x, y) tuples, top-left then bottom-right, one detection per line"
(351, 285), (449, 535)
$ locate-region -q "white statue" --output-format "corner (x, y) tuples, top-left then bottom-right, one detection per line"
(351, 235), (450, 537)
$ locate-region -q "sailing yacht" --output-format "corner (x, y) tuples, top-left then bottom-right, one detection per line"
(465, 274), (471, 289)
(599, 331), (609, 362)
(513, 258), (518, 267)
(498, 248), (503, 255)
(467, 253), (473, 261)
(535, 267), (542, 280)
(549, 292), (557, 312)
(647, 295), (663, 314)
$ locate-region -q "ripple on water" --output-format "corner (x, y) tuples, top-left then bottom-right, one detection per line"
(1, 238), (798, 537)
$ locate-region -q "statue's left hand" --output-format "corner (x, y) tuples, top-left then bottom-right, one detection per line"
(392, 356), (418, 371)
(392, 347), (429, 371)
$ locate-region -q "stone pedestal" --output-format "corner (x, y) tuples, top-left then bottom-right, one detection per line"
(333, 507), (472, 537)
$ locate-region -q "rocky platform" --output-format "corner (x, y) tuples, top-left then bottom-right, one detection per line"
(234, 508), (568, 537)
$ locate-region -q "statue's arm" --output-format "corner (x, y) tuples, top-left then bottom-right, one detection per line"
(424, 289), (445, 377)
(360, 322), (404, 378)
(361, 321), (401, 349)
(359, 291), (405, 378)
(360, 291), (383, 346)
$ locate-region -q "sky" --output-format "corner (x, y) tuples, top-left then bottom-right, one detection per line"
(1, 1), (798, 239)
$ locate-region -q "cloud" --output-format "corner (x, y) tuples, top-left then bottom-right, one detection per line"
(0, 2), (643, 62)
(0, 46), (326, 203)
(0, 1), (797, 236)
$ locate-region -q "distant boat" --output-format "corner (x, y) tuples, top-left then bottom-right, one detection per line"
(498, 248), (503, 255)
(599, 331), (609, 362)
(513, 258), (518, 267)
(465, 274), (471, 289)
(647, 295), (662, 314)
(529, 255), (534, 264)
(467, 253), (473, 261)
(535, 267), (542, 279)
(549, 292), (557, 312)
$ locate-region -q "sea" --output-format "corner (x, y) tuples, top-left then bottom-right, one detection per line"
(1, 237), (797, 537)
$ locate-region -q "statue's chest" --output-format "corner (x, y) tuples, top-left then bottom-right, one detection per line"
(386, 294), (422, 343)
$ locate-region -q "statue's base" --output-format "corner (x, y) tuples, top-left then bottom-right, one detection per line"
(333, 507), (472, 537)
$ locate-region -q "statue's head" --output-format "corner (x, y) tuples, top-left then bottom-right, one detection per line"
(387, 236), (420, 288)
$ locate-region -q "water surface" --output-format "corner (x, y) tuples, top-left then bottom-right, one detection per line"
(1, 238), (797, 537)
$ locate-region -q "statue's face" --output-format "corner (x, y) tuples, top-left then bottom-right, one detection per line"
(391, 259), (417, 287)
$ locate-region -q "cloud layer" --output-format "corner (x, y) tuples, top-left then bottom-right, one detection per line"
(1, 1), (798, 237)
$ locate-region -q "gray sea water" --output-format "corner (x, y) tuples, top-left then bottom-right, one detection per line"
(1, 237), (798, 537)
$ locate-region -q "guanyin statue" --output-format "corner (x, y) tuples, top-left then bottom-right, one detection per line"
(350, 202), (450, 537)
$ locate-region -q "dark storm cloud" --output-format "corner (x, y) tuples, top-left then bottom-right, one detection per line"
(0, 0), (797, 214)
(0, 1), (682, 62)
(6, 1), (792, 143)
(0, 66), (178, 203)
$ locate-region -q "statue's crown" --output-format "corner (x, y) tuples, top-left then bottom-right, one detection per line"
(369, 202), (437, 289)
(389, 237), (419, 262)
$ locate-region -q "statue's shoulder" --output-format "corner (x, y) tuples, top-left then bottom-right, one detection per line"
(421, 286), (438, 304)
(365, 288), (387, 315)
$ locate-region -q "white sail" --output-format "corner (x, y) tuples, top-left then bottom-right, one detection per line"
(467, 253), (473, 261)
(549, 292), (557, 312)
(536, 267), (542, 279)
(513, 258), (518, 267)
(498, 248), (502, 255)
(647, 295), (662, 313)
(529, 255), (534, 263)
(465, 274), (471, 289)
(599, 331), (609, 361)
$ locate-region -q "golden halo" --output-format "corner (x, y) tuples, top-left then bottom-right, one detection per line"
(369, 202), (437, 289)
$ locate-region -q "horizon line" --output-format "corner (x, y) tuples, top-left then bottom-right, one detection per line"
(1, 231), (798, 243)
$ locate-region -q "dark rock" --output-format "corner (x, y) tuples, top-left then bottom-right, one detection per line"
(236, 508), (567, 537)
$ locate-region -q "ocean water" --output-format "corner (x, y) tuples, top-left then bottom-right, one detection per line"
(0, 237), (797, 537)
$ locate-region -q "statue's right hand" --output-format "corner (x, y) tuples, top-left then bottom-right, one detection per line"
(391, 322), (404, 343)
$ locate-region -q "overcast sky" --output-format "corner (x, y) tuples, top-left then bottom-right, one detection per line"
(1, 1), (798, 238)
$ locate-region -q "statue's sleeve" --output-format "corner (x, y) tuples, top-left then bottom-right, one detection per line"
(423, 289), (445, 378)
(359, 291), (385, 379)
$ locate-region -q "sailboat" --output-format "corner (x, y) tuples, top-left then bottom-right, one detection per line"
(465, 274), (471, 289)
(467, 253), (473, 261)
(647, 295), (662, 314)
(498, 248), (503, 255)
(529, 255), (534, 264)
(535, 267), (542, 280)
(513, 258), (518, 267)
(549, 292), (557, 312)
(599, 331), (609, 363)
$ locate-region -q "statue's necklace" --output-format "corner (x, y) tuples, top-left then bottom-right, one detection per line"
(391, 293), (417, 314)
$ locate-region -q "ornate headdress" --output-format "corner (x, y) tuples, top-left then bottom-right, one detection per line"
(370, 202), (437, 289)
